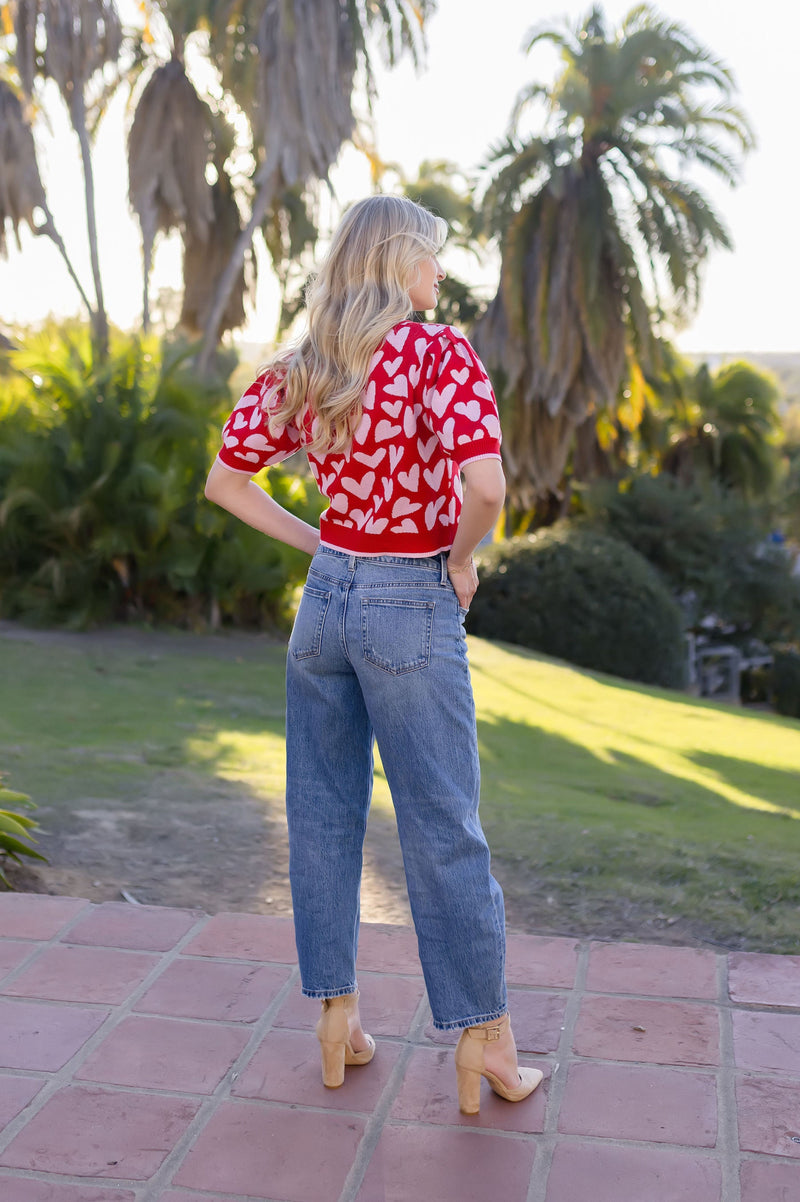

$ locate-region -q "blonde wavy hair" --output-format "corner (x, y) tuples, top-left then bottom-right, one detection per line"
(263, 195), (448, 454)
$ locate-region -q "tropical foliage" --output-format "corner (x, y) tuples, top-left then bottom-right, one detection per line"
(474, 3), (753, 516)
(659, 360), (784, 497)
(585, 348), (785, 499)
(0, 0), (438, 364)
(0, 772), (45, 888)
(582, 474), (800, 644)
(0, 325), (322, 626)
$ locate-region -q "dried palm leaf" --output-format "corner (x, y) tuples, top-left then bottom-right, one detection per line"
(180, 175), (251, 337)
(128, 57), (214, 327)
(0, 76), (46, 255)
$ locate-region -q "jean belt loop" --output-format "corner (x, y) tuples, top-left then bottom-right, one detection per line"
(440, 552), (449, 585)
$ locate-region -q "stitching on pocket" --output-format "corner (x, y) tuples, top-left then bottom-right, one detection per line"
(290, 587), (331, 659)
(361, 598), (435, 675)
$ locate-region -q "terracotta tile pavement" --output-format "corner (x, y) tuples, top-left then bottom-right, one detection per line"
(1, 895), (799, 1201)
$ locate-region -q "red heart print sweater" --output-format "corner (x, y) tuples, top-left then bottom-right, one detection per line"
(215, 321), (502, 557)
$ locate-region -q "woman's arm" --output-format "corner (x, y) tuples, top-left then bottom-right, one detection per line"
(205, 460), (320, 556)
(447, 458), (506, 609)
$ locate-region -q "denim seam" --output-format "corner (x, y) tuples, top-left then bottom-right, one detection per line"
(361, 598), (435, 675)
(431, 1006), (508, 1032)
(301, 983), (359, 1000)
(290, 588), (331, 660)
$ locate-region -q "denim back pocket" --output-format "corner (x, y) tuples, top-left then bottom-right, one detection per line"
(361, 599), (435, 675)
(289, 586), (331, 659)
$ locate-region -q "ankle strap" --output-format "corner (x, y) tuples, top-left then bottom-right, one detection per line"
(464, 1014), (509, 1041)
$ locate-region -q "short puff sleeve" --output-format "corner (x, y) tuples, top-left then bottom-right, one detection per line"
(422, 327), (502, 466)
(216, 372), (301, 474)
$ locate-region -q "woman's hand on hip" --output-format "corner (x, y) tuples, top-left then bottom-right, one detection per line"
(448, 556), (478, 610)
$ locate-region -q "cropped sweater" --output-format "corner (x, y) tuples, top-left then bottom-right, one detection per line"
(216, 321), (502, 557)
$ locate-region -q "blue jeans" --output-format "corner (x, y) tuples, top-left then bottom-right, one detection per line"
(285, 546), (507, 1030)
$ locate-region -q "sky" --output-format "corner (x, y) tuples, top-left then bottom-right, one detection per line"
(1, 0), (798, 355)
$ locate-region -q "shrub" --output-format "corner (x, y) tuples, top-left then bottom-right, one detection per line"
(772, 647), (800, 719)
(0, 773), (46, 889)
(0, 325), (323, 628)
(581, 474), (800, 642)
(468, 525), (687, 688)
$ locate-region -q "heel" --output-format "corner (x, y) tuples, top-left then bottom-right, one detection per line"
(316, 992), (375, 1088)
(455, 1063), (482, 1115)
(319, 1039), (346, 1088)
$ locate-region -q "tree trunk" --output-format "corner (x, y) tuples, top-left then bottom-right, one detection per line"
(142, 241), (152, 334)
(196, 155), (279, 375)
(70, 91), (109, 360)
(37, 205), (96, 320)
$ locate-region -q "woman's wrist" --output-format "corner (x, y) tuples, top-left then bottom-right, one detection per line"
(448, 554), (474, 573)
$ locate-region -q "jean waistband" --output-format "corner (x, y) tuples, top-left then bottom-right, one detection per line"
(313, 547), (449, 584)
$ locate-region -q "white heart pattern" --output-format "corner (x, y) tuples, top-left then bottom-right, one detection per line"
(417, 435), (438, 463)
(375, 420), (402, 442)
(354, 413), (371, 444)
(220, 324), (500, 558)
(431, 382), (456, 418)
(386, 325), (411, 351)
(423, 461), (445, 491)
(353, 449), (386, 468)
(425, 497), (446, 529)
(392, 497), (422, 518)
(455, 400), (481, 422)
(341, 471), (375, 500)
(398, 464), (420, 491)
(384, 375), (408, 398)
(244, 433), (272, 450)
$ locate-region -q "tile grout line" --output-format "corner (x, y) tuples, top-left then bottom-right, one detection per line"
(0, 905), (216, 1159)
(0, 899), (97, 992)
(139, 962), (302, 1202)
(337, 987), (434, 1202)
(525, 937), (592, 1202)
(716, 953), (742, 1202)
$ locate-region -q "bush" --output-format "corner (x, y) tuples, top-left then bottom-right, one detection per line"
(468, 525), (687, 688)
(772, 647), (800, 719)
(0, 325), (323, 628)
(581, 474), (800, 642)
(0, 772), (46, 889)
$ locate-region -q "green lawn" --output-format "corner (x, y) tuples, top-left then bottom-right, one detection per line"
(1, 629), (799, 951)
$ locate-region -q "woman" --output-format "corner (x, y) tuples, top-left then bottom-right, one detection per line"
(205, 195), (541, 1115)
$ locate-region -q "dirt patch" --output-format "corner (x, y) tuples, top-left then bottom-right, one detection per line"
(1, 620), (720, 948)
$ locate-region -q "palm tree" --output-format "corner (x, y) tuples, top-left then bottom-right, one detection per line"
(0, 76), (94, 316)
(400, 159), (487, 330)
(127, 56), (215, 333)
(190, 0), (438, 370)
(9, 0), (125, 357)
(662, 360), (783, 498)
(475, 3), (753, 519)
